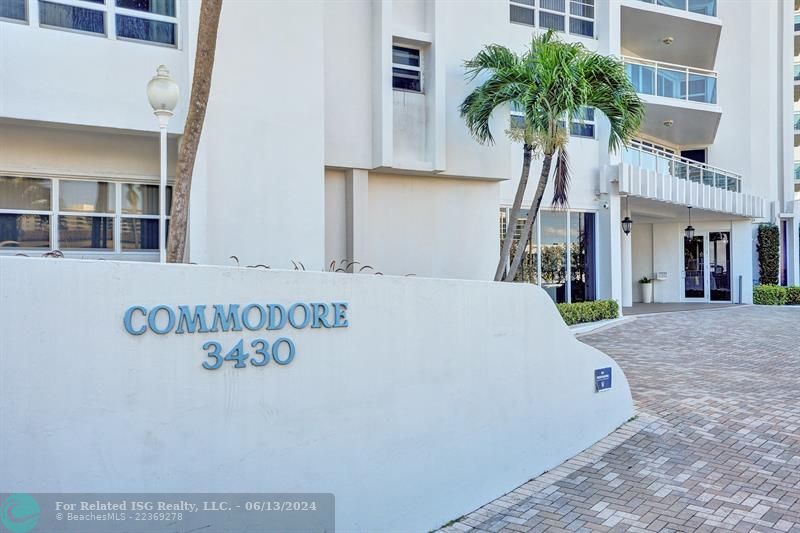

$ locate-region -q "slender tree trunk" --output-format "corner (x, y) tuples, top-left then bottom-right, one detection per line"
(494, 143), (533, 281)
(505, 152), (554, 282)
(166, 0), (223, 263)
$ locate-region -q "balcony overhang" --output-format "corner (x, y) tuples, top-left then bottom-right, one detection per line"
(638, 94), (721, 146)
(620, 3), (721, 70)
(612, 163), (765, 219)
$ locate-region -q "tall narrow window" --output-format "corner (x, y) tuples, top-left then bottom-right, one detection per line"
(570, 212), (596, 302)
(392, 46), (422, 92)
(539, 0), (565, 32)
(569, 0), (594, 37)
(121, 183), (171, 250)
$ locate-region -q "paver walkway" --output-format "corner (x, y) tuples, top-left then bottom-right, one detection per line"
(439, 306), (800, 532)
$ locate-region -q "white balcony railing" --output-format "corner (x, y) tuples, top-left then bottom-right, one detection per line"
(623, 141), (741, 193)
(623, 57), (718, 105)
(636, 0), (716, 17)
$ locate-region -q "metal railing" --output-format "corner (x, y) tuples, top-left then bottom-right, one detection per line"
(636, 0), (716, 17)
(623, 141), (742, 192)
(623, 57), (718, 104)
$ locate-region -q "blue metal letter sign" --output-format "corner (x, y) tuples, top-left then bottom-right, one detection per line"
(594, 367), (612, 392)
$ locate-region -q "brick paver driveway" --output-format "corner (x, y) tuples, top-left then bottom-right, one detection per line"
(440, 306), (800, 532)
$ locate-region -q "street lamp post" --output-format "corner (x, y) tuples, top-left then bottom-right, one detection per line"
(146, 65), (179, 263)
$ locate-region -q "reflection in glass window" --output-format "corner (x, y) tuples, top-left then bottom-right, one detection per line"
(540, 210), (567, 303)
(116, 0), (175, 16)
(59, 180), (114, 213)
(0, 176), (51, 211)
(59, 216), (113, 249)
(570, 212), (596, 302)
(39, 1), (105, 34)
(0, 0), (26, 20)
(121, 218), (160, 250)
(122, 184), (171, 215)
(116, 14), (175, 45)
(509, 210), (539, 284)
(0, 214), (51, 248)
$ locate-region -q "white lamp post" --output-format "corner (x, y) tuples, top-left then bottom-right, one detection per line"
(146, 65), (179, 263)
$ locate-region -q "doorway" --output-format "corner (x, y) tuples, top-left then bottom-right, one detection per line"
(682, 231), (731, 302)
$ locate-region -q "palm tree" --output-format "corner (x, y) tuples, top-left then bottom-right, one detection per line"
(166, 0), (223, 263)
(460, 31), (644, 282)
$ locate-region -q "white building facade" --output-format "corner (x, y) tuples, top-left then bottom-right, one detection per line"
(0, 0), (797, 307)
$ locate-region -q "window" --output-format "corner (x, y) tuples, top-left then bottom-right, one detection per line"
(39, 0), (105, 34)
(509, 102), (526, 129)
(115, 0), (177, 46)
(0, 176), (52, 249)
(392, 46), (422, 92)
(570, 106), (595, 138)
(0, 175), (171, 255)
(499, 207), (597, 303)
(509, 0), (534, 26)
(0, 0), (26, 21)
(58, 180), (114, 249)
(32, 0), (177, 46)
(509, 0), (594, 37)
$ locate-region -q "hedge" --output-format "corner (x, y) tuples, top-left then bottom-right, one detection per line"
(557, 299), (619, 326)
(752, 285), (800, 305)
(756, 224), (780, 285)
(753, 285), (788, 305)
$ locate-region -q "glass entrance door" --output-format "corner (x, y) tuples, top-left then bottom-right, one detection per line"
(684, 235), (705, 299)
(709, 232), (731, 302)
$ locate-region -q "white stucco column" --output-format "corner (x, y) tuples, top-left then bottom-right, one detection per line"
(621, 200), (633, 308)
(599, 182), (624, 308)
(345, 168), (369, 271)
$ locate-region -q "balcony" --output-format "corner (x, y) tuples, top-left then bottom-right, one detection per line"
(623, 141), (740, 192)
(623, 57), (721, 145)
(620, 1), (721, 71)
(615, 141), (764, 219)
(636, 0), (716, 17)
(624, 57), (717, 104)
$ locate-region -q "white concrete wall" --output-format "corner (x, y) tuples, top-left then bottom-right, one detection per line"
(631, 223), (653, 302)
(0, 121), (177, 181)
(367, 172), (499, 279)
(0, 1), (189, 135)
(0, 256), (633, 531)
(197, 0), (326, 270)
(324, 169), (347, 267)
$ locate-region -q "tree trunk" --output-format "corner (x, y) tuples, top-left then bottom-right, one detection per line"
(505, 152), (554, 282)
(166, 0), (223, 263)
(494, 143), (533, 281)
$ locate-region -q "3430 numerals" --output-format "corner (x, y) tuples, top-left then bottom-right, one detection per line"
(201, 338), (296, 370)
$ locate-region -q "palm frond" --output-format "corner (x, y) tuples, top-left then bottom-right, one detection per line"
(551, 146), (571, 208)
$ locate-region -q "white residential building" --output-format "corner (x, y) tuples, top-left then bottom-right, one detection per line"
(0, 0), (797, 307)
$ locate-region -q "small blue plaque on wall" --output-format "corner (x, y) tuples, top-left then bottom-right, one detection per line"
(595, 367), (612, 392)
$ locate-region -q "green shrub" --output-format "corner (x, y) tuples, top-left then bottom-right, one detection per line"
(757, 224), (780, 285)
(753, 285), (787, 305)
(786, 286), (800, 305)
(556, 299), (619, 326)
